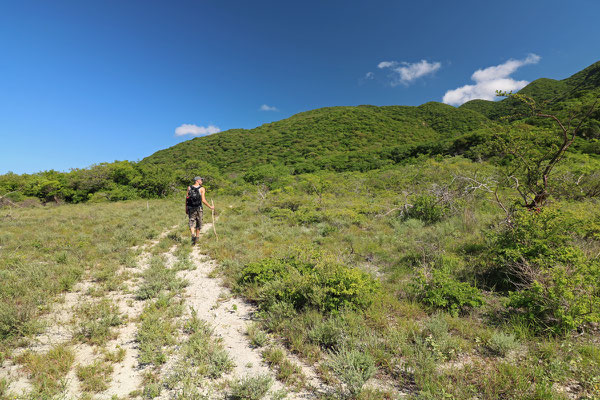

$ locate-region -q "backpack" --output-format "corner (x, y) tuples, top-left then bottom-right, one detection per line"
(187, 185), (203, 208)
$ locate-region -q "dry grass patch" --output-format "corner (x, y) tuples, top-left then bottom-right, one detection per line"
(16, 344), (74, 397)
(76, 359), (114, 392)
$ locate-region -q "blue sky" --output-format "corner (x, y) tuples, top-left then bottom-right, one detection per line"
(1, 0), (599, 174)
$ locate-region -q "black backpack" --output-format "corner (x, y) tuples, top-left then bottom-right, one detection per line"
(187, 185), (203, 208)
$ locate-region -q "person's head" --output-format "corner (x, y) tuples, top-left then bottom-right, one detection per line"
(194, 176), (203, 185)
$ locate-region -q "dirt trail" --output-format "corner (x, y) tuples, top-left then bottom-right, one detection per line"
(169, 223), (323, 399)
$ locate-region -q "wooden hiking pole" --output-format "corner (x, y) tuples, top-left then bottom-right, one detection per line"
(211, 199), (219, 241)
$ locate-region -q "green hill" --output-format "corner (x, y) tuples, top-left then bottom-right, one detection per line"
(460, 60), (600, 126)
(145, 61), (600, 175)
(141, 102), (493, 174)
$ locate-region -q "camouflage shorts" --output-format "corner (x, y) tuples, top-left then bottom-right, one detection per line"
(188, 208), (203, 230)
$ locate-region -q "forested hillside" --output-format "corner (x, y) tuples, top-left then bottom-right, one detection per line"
(141, 102), (492, 174)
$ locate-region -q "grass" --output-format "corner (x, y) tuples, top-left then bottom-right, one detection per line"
(163, 309), (234, 394)
(0, 199), (182, 351)
(246, 322), (269, 348)
(136, 294), (181, 366)
(228, 374), (273, 400)
(16, 344), (75, 397)
(262, 346), (306, 391)
(76, 359), (114, 392)
(102, 345), (126, 363)
(3, 157), (600, 399)
(135, 255), (188, 300)
(486, 331), (520, 357)
(74, 298), (123, 345)
(326, 346), (376, 398)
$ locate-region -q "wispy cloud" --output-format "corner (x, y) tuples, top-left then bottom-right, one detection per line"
(377, 59), (441, 86)
(174, 124), (221, 137)
(443, 54), (541, 106)
(365, 71), (374, 80)
(260, 104), (279, 112)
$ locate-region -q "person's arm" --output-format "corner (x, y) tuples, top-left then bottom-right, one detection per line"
(185, 186), (190, 214)
(200, 187), (214, 210)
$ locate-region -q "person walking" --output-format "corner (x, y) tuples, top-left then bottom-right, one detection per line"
(186, 176), (214, 245)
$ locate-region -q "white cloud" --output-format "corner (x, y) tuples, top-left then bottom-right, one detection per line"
(260, 104), (279, 112)
(377, 59), (441, 86)
(174, 124), (221, 137)
(443, 54), (541, 106)
(365, 71), (374, 80)
(377, 61), (395, 69)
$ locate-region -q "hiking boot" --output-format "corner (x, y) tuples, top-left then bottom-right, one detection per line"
(191, 236), (196, 245)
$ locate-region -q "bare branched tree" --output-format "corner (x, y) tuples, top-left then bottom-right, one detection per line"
(495, 90), (599, 209)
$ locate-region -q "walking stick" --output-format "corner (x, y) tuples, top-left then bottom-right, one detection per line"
(211, 199), (219, 241)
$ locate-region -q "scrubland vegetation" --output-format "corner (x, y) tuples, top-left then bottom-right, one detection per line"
(1, 61), (599, 399)
(194, 155), (600, 399)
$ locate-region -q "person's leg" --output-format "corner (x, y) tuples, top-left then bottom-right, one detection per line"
(189, 210), (197, 245)
(195, 210), (202, 238)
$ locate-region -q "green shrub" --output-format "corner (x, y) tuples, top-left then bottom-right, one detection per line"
(490, 208), (600, 334)
(239, 256), (307, 286)
(413, 267), (484, 316)
(239, 255), (379, 313)
(406, 194), (446, 224)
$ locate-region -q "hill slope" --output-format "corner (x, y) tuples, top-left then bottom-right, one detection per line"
(144, 61), (600, 174)
(460, 60), (600, 123)
(141, 102), (493, 174)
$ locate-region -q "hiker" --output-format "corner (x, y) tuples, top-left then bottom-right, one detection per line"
(186, 176), (214, 245)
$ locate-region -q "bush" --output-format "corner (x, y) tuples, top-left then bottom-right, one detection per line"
(239, 255), (379, 313)
(412, 267), (484, 316)
(406, 194), (446, 224)
(490, 208), (600, 334)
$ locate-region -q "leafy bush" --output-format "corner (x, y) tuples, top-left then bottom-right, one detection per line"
(406, 194), (446, 224)
(412, 267), (484, 316)
(239, 255), (379, 313)
(239, 256), (310, 286)
(490, 209), (600, 334)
